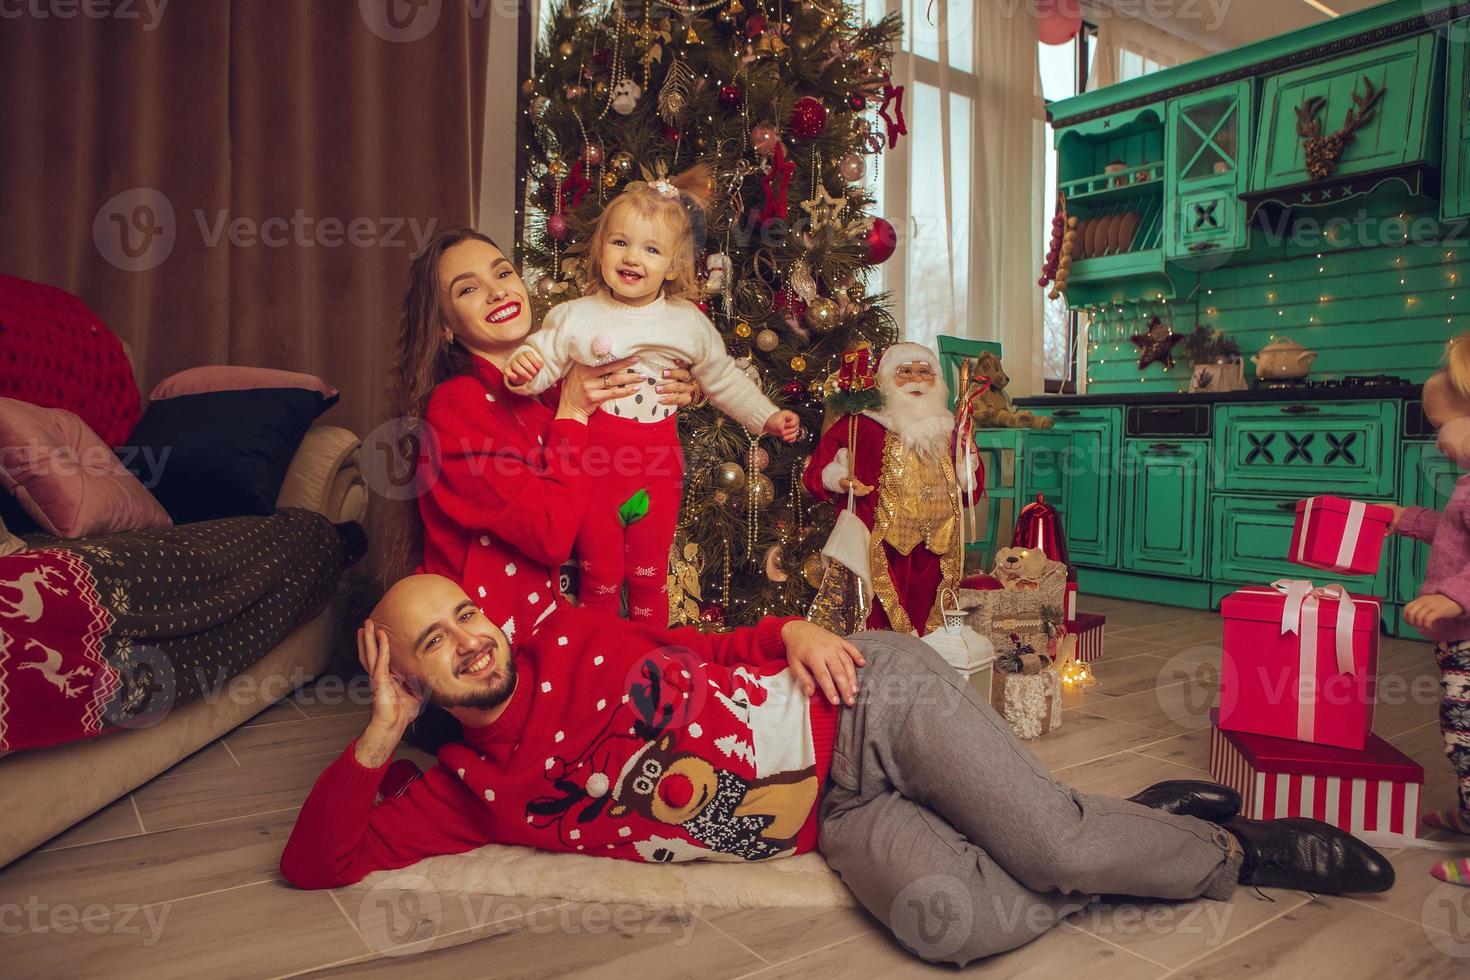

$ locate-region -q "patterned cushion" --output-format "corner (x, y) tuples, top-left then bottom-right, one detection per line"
(0, 274), (141, 446)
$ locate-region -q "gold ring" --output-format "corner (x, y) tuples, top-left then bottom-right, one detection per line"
(602, 374), (612, 389)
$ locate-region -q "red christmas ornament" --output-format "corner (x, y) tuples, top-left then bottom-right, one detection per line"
(547, 214), (569, 240)
(557, 159), (593, 213)
(782, 379), (808, 403)
(698, 601), (726, 626)
(695, 300), (710, 314)
(745, 13), (766, 37)
(1013, 494), (1070, 567)
(661, 123), (681, 143)
(789, 96), (827, 140)
(959, 573), (1003, 591)
(772, 287), (807, 323)
(862, 218), (898, 264)
(718, 83), (744, 110)
(848, 94), (866, 111)
(759, 141), (795, 225)
(877, 80), (908, 150)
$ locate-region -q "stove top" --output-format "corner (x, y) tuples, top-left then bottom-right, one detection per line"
(1255, 374), (1411, 391)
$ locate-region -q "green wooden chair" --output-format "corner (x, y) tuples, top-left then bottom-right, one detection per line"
(935, 335), (1014, 574)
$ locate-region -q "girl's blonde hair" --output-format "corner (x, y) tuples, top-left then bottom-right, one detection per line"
(1444, 333), (1470, 401)
(583, 163), (712, 303)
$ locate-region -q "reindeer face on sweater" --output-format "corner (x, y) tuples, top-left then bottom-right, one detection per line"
(609, 733), (719, 825)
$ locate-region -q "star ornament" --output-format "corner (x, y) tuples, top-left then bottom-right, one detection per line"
(878, 79), (907, 150)
(799, 184), (846, 232)
(1130, 316), (1184, 371)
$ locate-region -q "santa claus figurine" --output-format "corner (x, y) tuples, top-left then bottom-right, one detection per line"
(802, 342), (983, 635)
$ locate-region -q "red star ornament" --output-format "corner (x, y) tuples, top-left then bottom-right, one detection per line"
(759, 142), (794, 224)
(877, 79), (907, 150)
(558, 159), (593, 213)
(1130, 316), (1184, 371)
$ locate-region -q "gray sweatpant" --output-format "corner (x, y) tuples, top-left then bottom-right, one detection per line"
(817, 631), (1239, 966)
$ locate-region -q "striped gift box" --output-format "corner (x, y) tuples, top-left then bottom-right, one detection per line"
(1209, 723), (1423, 838)
(1068, 612), (1105, 664)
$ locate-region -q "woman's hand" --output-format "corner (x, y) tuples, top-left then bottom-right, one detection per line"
(558, 356), (644, 422)
(656, 359), (698, 407)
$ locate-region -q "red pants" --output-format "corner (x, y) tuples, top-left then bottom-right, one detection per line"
(865, 542), (943, 635)
(576, 412), (683, 623)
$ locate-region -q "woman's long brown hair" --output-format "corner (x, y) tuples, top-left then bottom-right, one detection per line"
(373, 227), (498, 586)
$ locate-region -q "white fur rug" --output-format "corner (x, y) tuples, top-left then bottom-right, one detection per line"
(365, 844), (858, 910)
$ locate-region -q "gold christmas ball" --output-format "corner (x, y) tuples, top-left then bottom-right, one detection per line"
(752, 446), (770, 471)
(520, 79), (535, 97)
(748, 473), (775, 508)
(715, 461), (747, 492)
(593, 80), (609, 97)
(796, 35), (813, 51)
(558, 40), (575, 57)
(610, 151), (635, 177)
(821, 14), (835, 28)
(790, 354), (808, 372)
(547, 158), (568, 178)
(734, 321), (752, 338)
(713, 490), (730, 505)
(755, 328), (780, 352)
(533, 277), (556, 299)
(602, 171), (619, 189)
(802, 552), (825, 587)
(806, 297), (839, 333)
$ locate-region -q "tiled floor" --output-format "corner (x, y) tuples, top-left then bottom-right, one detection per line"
(4, 597), (1469, 978)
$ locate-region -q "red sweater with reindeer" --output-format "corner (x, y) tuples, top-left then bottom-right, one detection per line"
(280, 607), (839, 888)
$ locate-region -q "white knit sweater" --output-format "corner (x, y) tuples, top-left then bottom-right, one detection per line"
(506, 290), (778, 433)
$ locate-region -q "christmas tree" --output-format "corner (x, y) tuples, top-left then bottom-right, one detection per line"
(520, 0), (903, 627)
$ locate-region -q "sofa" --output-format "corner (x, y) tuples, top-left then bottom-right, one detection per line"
(0, 275), (367, 867)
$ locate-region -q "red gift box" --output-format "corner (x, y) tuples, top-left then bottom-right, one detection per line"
(1288, 495), (1393, 576)
(1067, 611), (1105, 663)
(1219, 580), (1380, 750)
(1210, 722), (1423, 839)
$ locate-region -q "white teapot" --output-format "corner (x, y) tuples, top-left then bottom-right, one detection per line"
(1251, 336), (1318, 380)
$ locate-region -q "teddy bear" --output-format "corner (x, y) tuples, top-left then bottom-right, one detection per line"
(971, 351), (1054, 430)
(992, 546), (1051, 590)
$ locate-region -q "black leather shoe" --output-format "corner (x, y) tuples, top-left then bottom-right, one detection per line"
(1127, 780), (1241, 823)
(1223, 817), (1395, 894)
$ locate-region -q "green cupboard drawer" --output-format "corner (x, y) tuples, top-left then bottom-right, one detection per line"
(1123, 440), (1208, 578)
(1251, 34), (1441, 192)
(1021, 407), (1121, 568)
(1210, 494), (1391, 596)
(1213, 401), (1397, 496)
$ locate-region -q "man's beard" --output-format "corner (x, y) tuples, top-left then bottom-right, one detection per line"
(874, 379), (954, 463)
(431, 650), (518, 711)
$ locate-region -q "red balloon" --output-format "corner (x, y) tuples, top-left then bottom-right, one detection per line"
(1037, 0), (1083, 45)
(863, 218), (898, 264)
(788, 96), (827, 140)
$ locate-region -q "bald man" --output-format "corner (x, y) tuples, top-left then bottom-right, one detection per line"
(281, 575), (1392, 964)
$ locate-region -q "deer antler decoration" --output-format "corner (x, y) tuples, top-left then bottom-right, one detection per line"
(1297, 77), (1385, 181)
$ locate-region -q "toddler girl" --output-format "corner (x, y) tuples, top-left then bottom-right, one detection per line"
(506, 165), (798, 621)
(1392, 333), (1470, 885)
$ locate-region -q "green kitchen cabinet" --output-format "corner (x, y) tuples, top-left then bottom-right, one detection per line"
(1122, 440), (1209, 577)
(1165, 82), (1253, 259)
(1021, 407), (1121, 567)
(1444, 20), (1470, 222)
(1251, 34), (1443, 192)
(1210, 494), (1393, 600)
(1213, 400), (1398, 497)
(1395, 441), (1460, 637)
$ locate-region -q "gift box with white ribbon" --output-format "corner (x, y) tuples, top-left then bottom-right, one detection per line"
(1210, 722), (1423, 840)
(1218, 580), (1380, 750)
(1288, 495), (1393, 577)
(1067, 611), (1105, 664)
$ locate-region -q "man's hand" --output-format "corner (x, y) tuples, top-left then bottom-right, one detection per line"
(781, 620), (866, 707)
(839, 476), (875, 497)
(1403, 593), (1464, 631)
(764, 410), (801, 443)
(354, 617), (424, 768)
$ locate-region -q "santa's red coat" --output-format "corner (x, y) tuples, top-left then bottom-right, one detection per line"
(802, 413), (982, 634)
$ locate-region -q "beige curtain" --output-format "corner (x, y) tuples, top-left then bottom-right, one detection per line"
(0, 1), (494, 441)
(1086, 8), (1212, 91)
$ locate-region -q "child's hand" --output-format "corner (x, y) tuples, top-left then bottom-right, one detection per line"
(1404, 593), (1465, 630)
(506, 349), (544, 385)
(764, 410), (800, 443)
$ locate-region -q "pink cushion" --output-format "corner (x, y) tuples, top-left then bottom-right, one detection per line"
(0, 398), (171, 538)
(150, 366), (338, 403)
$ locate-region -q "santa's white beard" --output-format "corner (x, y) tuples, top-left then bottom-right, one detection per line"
(873, 381), (954, 464)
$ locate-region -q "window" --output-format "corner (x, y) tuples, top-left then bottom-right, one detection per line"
(1039, 24), (1095, 392)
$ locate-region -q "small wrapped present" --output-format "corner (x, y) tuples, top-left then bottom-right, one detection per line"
(1219, 579), (1380, 750)
(990, 668), (1062, 740)
(1288, 495), (1393, 576)
(1068, 612), (1106, 664)
(1210, 720), (1423, 840)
